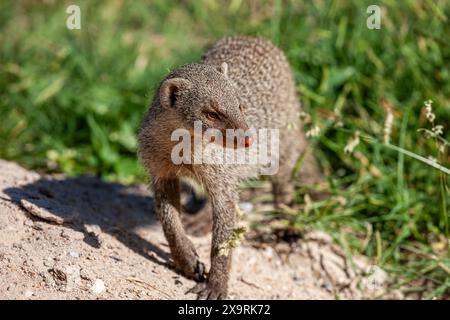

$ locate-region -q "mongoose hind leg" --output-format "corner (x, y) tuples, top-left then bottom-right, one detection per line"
(272, 179), (295, 208)
(153, 178), (206, 281)
(180, 181), (212, 236)
(182, 204), (213, 236)
(270, 127), (301, 208)
(271, 125), (325, 207)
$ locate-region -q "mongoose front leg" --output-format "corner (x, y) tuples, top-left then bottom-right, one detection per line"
(188, 179), (238, 299)
(153, 178), (206, 281)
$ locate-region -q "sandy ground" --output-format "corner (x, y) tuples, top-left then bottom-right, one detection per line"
(0, 159), (393, 300)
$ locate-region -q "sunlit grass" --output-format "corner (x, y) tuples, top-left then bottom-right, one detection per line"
(0, 0), (449, 298)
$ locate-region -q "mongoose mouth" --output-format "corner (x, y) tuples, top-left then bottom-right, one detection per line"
(244, 136), (253, 148)
(209, 135), (253, 149)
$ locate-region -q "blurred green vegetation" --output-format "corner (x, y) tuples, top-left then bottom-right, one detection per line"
(0, 0), (449, 298)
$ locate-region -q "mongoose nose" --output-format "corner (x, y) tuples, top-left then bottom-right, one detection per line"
(244, 136), (252, 148)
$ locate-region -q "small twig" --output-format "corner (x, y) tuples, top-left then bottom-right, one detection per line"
(126, 277), (172, 299)
(239, 276), (262, 290)
(0, 196), (13, 202)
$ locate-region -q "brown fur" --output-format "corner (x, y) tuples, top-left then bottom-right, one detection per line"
(138, 36), (322, 299)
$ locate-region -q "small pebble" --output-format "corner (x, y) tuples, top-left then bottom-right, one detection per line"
(23, 220), (34, 227)
(175, 279), (183, 286)
(85, 224), (101, 236)
(91, 279), (105, 294)
(43, 257), (53, 267)
(60, 229), (84, 240)
(24, 290), (34, 298)
(68, 250), (80, 258)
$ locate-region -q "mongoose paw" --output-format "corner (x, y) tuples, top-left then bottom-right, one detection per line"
(177, 256), (206, 282)
(186, 282), (227, 300)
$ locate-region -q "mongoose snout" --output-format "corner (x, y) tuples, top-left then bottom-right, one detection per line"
(243, 135), (253, 148)
(138, 36), (322, 299)
(209, 133), (252, 149)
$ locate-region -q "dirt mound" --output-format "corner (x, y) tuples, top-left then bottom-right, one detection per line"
(0, 159), (393, 299)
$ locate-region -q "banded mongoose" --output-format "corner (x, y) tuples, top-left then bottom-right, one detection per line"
(138, 36), (321, 299)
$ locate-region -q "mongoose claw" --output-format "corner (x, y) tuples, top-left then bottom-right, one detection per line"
(186, 282), (227, 300)
(193, 260), (206, 282)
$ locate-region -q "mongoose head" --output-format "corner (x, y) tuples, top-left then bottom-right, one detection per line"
(158, 63), (252, 148)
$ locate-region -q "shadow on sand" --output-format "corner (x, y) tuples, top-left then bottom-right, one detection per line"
(4, 176), (172, 267)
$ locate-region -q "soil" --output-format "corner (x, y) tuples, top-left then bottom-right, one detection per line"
(0, 159), (396, 300)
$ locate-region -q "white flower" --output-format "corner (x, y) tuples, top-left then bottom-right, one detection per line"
(299, 111), (312, 124)
(424, 100), (435, 123)
(344, 131), (360, 154)
(306, 125), (320, 138)
(432, 125), (443, 136)
(383, 111), (394, 144)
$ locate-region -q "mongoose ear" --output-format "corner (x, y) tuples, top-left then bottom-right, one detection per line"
(159, 78), (192, 109)
(219, 62), (228, 78)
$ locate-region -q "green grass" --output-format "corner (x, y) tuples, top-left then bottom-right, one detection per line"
(1, 0), (449, 298)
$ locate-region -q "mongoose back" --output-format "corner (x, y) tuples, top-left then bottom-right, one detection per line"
(138, 36), (321, 299)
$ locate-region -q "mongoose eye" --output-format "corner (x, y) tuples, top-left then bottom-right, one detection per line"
(205, 111), (221, 121)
